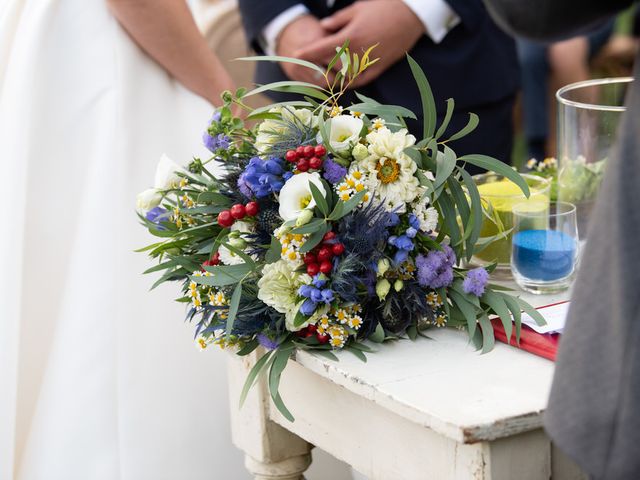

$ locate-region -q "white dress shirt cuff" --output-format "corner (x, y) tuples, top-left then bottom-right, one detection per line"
(402, 0), (461, 44)
(261, 4), (310, 56)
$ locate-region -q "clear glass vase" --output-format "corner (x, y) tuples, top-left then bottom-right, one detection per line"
(556, 77), (631, 237)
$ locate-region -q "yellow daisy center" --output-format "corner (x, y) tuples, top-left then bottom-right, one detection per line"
(376, 158), (400, 184)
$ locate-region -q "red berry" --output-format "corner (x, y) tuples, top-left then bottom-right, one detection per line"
(314, 145), (327, 157)
(297, 158), (310, 172)
(303, 253), (317, 265)
(303, 145), (315, 158)
(317, 247), (333, 262)
(217, 210), (234, 228)
(306, 263), (320, 276)
(323, 231), (336, 243)
(307, 324), (318, 334)
(230, 203), (246, 220)
(295, 146), (305, 156)
(212, 251), (221, 263)
(331, 243), (345, 256)
(296, 327), (308, 338)
(285, 150), (298, 163)
(309, 157), (323, 170)
(317, 333), (330, 344)
(319, 260), (332, 274)
(305, 331), (315, 338)
(245, 201), (259, 216)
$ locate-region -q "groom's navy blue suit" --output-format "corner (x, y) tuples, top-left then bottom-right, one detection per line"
(238, 0), (520, 163)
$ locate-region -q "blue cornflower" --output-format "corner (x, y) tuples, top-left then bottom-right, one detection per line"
(416, 245), (456, 289)
(463, 267), (489, 297)
(145, 206), (168, 230)
(257, 333), (279, 351)
(300, 299), (317, 316)
(238, 157), (286, 198)
(323, 157), (347, 184)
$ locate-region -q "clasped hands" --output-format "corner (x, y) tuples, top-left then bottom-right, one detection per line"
(276, 0), (425, 88)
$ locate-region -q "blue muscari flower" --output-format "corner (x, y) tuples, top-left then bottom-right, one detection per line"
(145, 206), (168, 230)
(312, 274), (327, 288)
(323, 157), (347, 184)
(257, 333), (279, 350)
(463, 267), (489, 297)
(394, 249), (409, 265)
(405, 227), (418, 239)
(389, 234), (415, 265)
(238, 156), (286, 198)
(283, 171), (294, 181)
(300, 299), (317, 316)
(415, 245), (456, 289)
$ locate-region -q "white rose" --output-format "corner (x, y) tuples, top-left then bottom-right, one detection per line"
(136, 188), (162, 213)
(329, 115), (363, 153)
(278, 172), (326, 222)
(154, 154), (184, 190)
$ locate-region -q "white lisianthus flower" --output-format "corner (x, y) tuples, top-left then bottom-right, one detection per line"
(218, 221), (256, 265)
(257, 260), (312, 331)
(154, 154), (185, 190)
(255, 107), (317, 154)
(278, 172), (326, 222)
(328, 115), (364, 153)
(359, 127), (420, 213)
(136, 188), (162, 213)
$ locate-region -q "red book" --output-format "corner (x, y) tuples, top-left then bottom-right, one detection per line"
(491, 302), (567, 361)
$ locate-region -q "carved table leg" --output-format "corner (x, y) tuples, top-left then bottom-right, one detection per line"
(245, 453), (311, 480)
(227, 350), (313, 479)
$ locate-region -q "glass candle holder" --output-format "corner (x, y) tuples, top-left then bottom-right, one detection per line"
(557, 77), (631, 237)
(472, 173), (551, 273)
(511, 201), (579, 294)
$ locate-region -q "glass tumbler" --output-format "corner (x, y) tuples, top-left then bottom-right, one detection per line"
(511, 202), (579, 294)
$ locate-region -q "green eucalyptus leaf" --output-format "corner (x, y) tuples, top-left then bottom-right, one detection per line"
(246, 80), (329, 101)
(459, 154), (530, 197)
(237, 55), (325, 74)
(482, 290), (513, 343)
(369, 323), (386, 343)
(447, 113), (479, 142)
(478, 313), (495, 354)
(290, 218), (326, 235)
(309, 182), (329, 216)
(407, 54), (436, 139)
(434, 98), (455, 140)
(239, 351), (274, 408)
(225, 282), (243, 340)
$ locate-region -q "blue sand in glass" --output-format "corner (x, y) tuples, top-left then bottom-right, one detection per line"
(512, 230), (576, 281)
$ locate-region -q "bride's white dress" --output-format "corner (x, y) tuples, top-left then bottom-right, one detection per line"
(0, 1), (246, 478)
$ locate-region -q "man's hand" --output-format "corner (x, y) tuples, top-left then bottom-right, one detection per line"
(276, 15), (329, 85)
(295, 1), (425, 87)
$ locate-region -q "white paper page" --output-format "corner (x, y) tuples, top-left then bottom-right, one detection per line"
(522, 301), (569, 334)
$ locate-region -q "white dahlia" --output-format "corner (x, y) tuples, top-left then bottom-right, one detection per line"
(257, 260), (312, 331)
(359, 127), (420, 212)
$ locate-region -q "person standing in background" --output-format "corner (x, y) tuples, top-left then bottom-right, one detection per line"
(237, 0), (521, 165)
(485, 0), (640, 478)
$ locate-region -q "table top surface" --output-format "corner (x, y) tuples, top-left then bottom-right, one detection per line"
(294, 287), (569, 444)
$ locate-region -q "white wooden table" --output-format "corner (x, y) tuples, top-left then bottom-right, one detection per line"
(227, 289), (586, 480)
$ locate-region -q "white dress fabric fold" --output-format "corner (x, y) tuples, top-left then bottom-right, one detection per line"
(0, 1), (246, 478)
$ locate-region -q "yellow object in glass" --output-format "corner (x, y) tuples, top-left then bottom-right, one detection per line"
(473, 174), (550, 267)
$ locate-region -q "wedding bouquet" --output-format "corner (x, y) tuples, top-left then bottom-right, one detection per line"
(137, 45), (544, 420)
